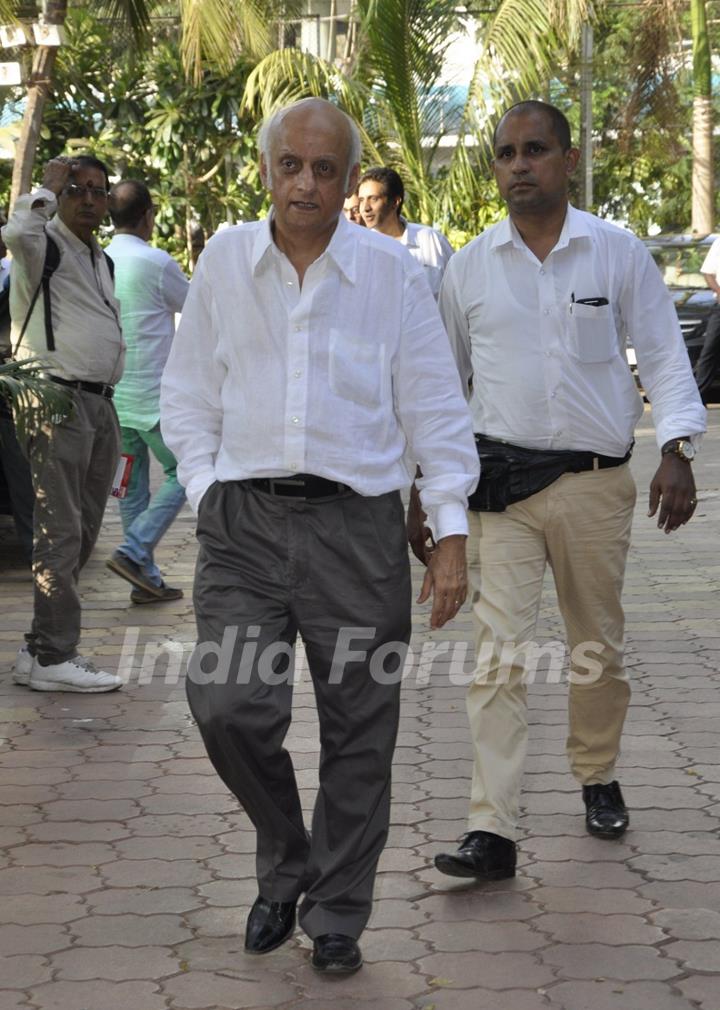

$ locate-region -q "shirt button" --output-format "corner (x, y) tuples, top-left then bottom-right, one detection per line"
(550, 391), (557, 399)
(543, 309), (550, 316)
(539, 268), (546, 275)
(294, 370), (302, 378)
(555, 429), (563, 436)
(286, 281), (293, 287)
(290, 462), (299, 471)
(291, 416), (300, 424)
(294, 325), (301, 332)
(545, 350), (552, 357)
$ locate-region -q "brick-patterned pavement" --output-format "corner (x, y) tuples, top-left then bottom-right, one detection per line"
(1, 406), (718, 1010)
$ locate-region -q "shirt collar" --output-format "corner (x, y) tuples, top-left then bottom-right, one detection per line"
(491, 203), (591, 254)
(251, 209), (357, 284)
(51, 214), (102, 257)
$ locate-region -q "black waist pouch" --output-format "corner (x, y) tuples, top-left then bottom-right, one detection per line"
(468, 435), (630, 513)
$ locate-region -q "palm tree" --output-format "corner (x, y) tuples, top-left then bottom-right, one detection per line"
(6, 0), (283, 208)
(241, 0), (602, 231)
(691, 0), (712, 235)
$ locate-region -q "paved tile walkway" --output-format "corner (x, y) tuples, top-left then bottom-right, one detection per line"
(1, 407), (719, 1010)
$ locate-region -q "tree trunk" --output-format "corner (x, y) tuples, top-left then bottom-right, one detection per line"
(691, 0), (713, 236)
(9, 44), (58, 211)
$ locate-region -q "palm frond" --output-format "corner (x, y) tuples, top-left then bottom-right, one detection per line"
(242, 47), (384, 166)
(93, 0), (153, 47)
(0, 359), (73, 446)
(179, 0), (272, 83)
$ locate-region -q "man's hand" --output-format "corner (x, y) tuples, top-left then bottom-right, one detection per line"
(416, 534), (468, 629)
(648, 454), (697, 533)
(41, 157), (77, 197)
(407, 482), (434, 565)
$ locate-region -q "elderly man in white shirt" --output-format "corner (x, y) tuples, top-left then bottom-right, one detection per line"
(161, 98), (478, 974)
(104, 180), (189, 603)
(422, 101), (706, 882)
(357, 166), (453, 299)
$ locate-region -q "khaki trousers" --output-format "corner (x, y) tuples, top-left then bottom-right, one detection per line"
(27, 390), (120, 665)
(466, 464), (636, 842)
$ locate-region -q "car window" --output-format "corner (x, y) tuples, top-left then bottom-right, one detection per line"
(646, 244), (711, 288)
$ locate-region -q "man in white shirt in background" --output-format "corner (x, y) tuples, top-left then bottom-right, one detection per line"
(104, 180), (188, 603)
(3, 155), (124, 694)
(695, 235), (720, 403)
(357, 166), (453, 299)
(161, 98), (478, 974)
(422, 100), (706, 881)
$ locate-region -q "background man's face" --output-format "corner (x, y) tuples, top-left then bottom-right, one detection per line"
(57, 165), (108, 240)
(261, 106), (357, 241)
(358, 180), (399, 231)
(343, 195), (362, 223)
(492, 110), (578, 216)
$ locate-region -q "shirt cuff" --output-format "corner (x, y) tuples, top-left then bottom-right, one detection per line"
(425, 502), (469, 541)
(185, 473), (216, 514)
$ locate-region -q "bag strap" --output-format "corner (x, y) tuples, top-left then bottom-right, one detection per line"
(12, 232), (61, 357)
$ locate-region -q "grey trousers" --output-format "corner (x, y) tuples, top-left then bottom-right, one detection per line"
(188, 481), (412, 940)
(26, 390), (120, 665)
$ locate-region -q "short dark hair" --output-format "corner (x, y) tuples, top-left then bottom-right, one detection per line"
(493, 101), (572, 152)
(358, 166), (404, 216)
(70, 154), (111, 191)
(109, 180), (153, 229)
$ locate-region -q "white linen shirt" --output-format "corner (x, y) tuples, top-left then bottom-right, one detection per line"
(440, 206), (706, 455)
(105, 234), (189, 430)
(2, 188), (124, 384)
(160, 213), (478, 540)
(398, 220), (454, 300)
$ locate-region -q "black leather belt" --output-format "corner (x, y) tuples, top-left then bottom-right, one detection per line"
(570, 449), (632, 471)
(248, 474), (352, 499)
(50, 375), (114, 399)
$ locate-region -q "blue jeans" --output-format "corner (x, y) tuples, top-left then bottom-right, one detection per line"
(117, 424), (185, 585)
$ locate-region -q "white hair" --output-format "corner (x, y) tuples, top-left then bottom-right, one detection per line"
(258, 98), (362, 189)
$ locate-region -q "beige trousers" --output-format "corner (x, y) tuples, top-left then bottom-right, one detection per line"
(466, 463), (636, 842)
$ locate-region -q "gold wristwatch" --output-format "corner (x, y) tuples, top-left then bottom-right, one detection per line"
(661, 438), (696, 463)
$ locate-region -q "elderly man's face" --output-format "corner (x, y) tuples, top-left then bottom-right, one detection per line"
(261, 104), (358, 243)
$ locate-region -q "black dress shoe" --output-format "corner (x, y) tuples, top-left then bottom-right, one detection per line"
(434, 830), (517, 880)
(244, 896), (296, 954)
(582, 781), (629, 839)
(311, 933), (363, 974)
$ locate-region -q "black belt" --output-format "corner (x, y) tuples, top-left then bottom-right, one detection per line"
(50, 375), (114, 399)
(567, 449), (632, 471)
(247, 474), (352, 499)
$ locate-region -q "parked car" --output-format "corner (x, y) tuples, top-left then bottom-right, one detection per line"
(626, 234), (719, 401)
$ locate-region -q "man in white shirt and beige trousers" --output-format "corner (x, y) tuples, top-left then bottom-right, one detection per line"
(161, 99), (478, 974)
(426, 101), (706, 881)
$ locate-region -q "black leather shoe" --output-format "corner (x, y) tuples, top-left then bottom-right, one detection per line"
(582, 781), (629, 839)
(434, 830), (517, 880)
(244, 896), (296, 954)
(311, 933), (363, 974)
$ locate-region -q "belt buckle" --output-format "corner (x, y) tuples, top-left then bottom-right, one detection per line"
(269, 477), (306, 499)
(592, 456), (600, 470)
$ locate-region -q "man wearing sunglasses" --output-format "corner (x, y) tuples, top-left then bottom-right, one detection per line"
(3, 155), (125, 694)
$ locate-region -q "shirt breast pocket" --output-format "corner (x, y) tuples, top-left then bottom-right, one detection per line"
(328, 329), (386, 409)
(568, 303), (618, 363)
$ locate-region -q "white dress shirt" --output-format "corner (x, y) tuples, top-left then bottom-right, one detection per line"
(2, 188), (124, 384)
(160, 212), (478, 540)
(105, 234), (189, 431)
(440, 206), (706, 455)
(398, 219), (454, 300)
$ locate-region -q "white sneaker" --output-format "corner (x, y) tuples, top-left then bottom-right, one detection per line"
(12, 644), (34, 686)
(29, 655), (123, 693)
